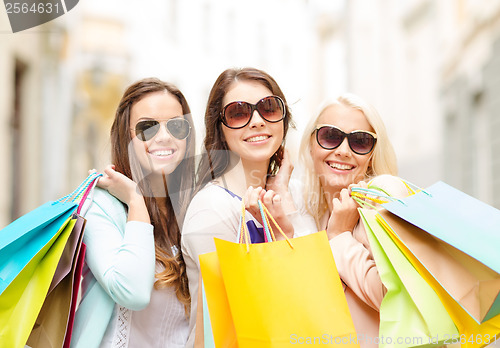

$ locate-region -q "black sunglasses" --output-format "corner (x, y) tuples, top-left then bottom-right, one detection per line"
(314, 124), (377, 155)
(221, 95), (286, 129)
(132, 118), (191, 142)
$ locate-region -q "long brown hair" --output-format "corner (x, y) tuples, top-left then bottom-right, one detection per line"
(110, 78), (195, 310)
(196, 67), (294, 191)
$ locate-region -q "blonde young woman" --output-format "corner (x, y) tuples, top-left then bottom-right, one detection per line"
(294, 93), (408, 346)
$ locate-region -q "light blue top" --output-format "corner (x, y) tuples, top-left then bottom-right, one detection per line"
(71, 188), (155, 348)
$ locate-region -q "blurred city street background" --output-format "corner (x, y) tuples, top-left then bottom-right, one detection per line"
(1, 0), (500, 228)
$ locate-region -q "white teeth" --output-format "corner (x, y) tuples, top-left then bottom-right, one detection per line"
(328, 162), (354, 170)
(246, 135), (269, 142)
(150, 150), (174, 156)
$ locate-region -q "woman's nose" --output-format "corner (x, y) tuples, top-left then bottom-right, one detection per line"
(248, 110), (266, 128)
(334, 137), (351, 156)
(153, 122), (173, 142)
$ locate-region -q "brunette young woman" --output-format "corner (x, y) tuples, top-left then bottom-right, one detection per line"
(180, 67), (297, 346)
(71, 78), (195, 348)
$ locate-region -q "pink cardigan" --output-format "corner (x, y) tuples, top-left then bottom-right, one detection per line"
(319, 214), (382, 348)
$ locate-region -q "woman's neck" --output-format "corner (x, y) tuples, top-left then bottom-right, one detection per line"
(147, 172), (170, 203)
(323, 186), (341, 215)
(218, 153), (269, 197)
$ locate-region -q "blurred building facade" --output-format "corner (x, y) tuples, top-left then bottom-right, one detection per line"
(0, 11), (71, 226)
(317, 0), (500, 208)
(2, 0), (500, 228)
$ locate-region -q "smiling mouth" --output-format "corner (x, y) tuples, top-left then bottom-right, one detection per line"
(245, 135), (270, 142)
(149, 149), (175, 157)
(327, 162), (354, 171)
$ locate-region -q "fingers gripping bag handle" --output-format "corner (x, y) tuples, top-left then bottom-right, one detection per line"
(257, 200), (293, 249)
(237, 199), (274, 244)
(236, 200), (294, 250)
(350, 176), (432, 208)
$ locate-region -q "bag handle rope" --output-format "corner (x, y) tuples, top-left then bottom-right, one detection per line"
(236, 199), (294, 252)
(350, 177), (432, 208)
(257, 200), (294, 249)
(54, 172), (102, 206)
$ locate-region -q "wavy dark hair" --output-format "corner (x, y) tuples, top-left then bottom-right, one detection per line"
(110, 77), (195, 311)
(196, 67), (294, 192)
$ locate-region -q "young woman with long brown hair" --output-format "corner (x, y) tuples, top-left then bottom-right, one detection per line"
(180, 67), (296, 346)
(71, 78), (195, 348)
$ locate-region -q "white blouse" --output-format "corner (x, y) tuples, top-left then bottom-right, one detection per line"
(100, 265), (189, 348)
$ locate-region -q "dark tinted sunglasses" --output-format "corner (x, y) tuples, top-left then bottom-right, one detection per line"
(133, 118), (191, 142)
(221, 95), (286, 129)
(314, 124), (377, 155)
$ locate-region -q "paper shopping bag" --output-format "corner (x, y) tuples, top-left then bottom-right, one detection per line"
(0, 172), (100, 348)
(378, 209), (500, 348)
(199, 251), (236, 348)
(26, 215), (86, 348)
(194, 276), (205, 348)
(0, 201), (77, 295)
(383, 181), (500, 323)
(0, 172), (100, 296)
(0, 216), (76, 348)
(63, 242), (86, 348)
(215, 230), (359, 348)
(359, 209), (458, 347)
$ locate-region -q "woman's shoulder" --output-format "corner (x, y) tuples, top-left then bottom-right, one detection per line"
(191, 182), (238, 203)
(84, 187), (127, 220)
(368, 174), (411, 199)
(185, 182), (241, 217)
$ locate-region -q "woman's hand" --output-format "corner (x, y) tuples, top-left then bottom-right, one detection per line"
(326, 181), (368, 240)
(94, 165), (142, 206)
(265, 149), (293, 196)
(265, 149), (297, 216)
(244, 186), (294, 240)
(93, 165), (150, 223)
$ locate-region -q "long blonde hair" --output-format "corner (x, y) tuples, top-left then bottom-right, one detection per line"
(299, 93), (398, 227)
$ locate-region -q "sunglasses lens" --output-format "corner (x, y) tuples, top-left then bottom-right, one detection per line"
(167, 119), (190, 140)
(257, 96), (284, 122)
(349, 132), (376, 154)
(317, 126), (344, 149)
(135, 120), (160, 141)
(223, 102), (253, 128)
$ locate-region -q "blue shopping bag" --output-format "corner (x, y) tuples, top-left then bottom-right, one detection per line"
(383, 181), (500, 323)
(0, 173), (101, 295)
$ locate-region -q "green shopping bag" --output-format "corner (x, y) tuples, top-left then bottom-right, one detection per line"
(359, 208), (458, 348)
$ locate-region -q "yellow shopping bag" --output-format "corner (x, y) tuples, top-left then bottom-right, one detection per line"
(199, 252), (236, 348)
(201, 201), (359, 348)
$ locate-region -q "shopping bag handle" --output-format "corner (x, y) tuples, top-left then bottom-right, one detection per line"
(55, 172), (102, 207)
(236, 199), (273, 244)
(236, 200), (294, 252)
(237, 200), (250, 245)
(77, 174), (101, 215)
(351, 177), (432, 208)
(257, 200), (294, 249)
(351, 187), (407, 206)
